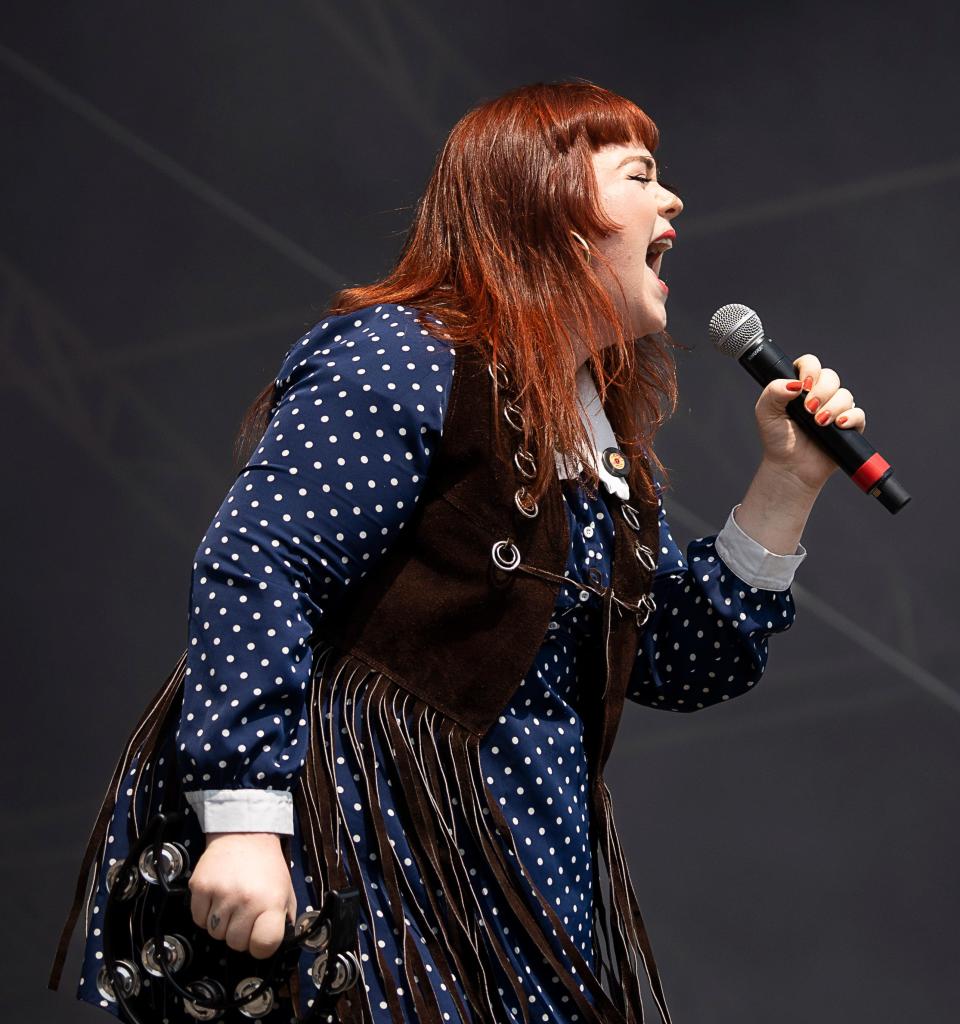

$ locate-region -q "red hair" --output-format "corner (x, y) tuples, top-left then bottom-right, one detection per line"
(237, 79), (681, 507)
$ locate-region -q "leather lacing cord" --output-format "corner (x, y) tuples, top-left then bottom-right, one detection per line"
(484, 357), (674, 1024)
(486, 359), (657, 629)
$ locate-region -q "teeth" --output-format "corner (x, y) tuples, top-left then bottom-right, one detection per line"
(645, 239), (672, 265)
(646, 241), (671, 275)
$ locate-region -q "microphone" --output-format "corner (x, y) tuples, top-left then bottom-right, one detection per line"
(709, 303), (910, 514)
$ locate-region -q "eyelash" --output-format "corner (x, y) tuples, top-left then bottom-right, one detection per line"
(628, 174), (677, 192)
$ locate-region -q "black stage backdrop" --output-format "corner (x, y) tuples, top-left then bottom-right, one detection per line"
(3, 2), (957, 1020)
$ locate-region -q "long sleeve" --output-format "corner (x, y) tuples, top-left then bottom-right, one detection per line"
(175, 303), (455, 833)
(627, 482), (806, 712)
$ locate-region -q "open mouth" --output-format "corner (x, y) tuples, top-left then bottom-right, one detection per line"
(645, 239), (671, 280)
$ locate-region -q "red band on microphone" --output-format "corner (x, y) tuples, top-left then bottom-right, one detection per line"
(851, 452), (890, 491)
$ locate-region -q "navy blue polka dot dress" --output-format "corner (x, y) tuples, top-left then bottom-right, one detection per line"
(74, 302), (805, 1022)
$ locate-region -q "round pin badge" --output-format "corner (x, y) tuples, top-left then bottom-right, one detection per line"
(601, 446), (629, 478)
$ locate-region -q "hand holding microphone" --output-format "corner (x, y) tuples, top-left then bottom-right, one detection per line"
(710, 304), (910, 514)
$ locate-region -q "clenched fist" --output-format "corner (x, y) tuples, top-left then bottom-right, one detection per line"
(754, 352), (867, 494)
(188, 832), (297, 959)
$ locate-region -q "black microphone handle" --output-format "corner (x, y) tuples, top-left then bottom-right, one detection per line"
(738, 338), (910, 513)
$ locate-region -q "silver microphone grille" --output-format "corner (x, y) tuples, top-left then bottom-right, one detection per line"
(708, 303), (765, 359)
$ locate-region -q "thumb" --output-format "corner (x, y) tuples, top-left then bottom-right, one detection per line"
(758, 377), (805, 414)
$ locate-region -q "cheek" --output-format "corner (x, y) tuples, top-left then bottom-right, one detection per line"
(599, 192), (654, 265)
(604, 229), (647, 274)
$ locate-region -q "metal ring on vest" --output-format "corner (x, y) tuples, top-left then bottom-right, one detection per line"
(620, 502), (642, 531)
(635, 590), (658, 627)
(514, 486), (539, 518)
(513, 449), (537, 479)
(610, 587), (657, 626)
(487, 360), (510, 390)
(491, 539), (521, 571)
(634, 541), (658, 571)
(503, 401), (525, 432)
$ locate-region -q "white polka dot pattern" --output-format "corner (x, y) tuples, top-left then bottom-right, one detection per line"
(174, 304), (454, 830)
(73, 301), (800, 1023)
(627, 495), (797, 711)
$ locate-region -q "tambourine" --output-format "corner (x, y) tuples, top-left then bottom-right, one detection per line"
(97, 808), (361, 1022)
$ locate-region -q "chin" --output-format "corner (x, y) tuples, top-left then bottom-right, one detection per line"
(631, 306), (668, 337)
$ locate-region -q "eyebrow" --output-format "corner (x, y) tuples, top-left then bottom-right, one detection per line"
(615, 154), (657, 173)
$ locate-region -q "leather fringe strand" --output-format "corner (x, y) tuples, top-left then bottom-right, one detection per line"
(47, 650), (189, 992)
(48, 640), (673, 1024)
(293, 640), (674, 1024)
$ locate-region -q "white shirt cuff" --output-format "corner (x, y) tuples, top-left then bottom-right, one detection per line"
(713, 503), (807, 592)
(184, 788), (295, 835)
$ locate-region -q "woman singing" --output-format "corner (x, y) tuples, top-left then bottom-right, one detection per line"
(54, 79), (865, 1024)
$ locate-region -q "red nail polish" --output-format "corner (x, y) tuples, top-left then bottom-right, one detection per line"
(802, 375), (814, 391)
(837, 415), (848, 426)
(806, 396), (820, 413)
(786, 380), (803, 392)
(816, 410), (830, 425)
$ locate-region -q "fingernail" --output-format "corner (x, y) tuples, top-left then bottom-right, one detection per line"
(802, 375), (814, 391)
(806, 396), (820, 413)
(815, 410), (831, 425)
(786, 380), (803, 392)
(837, 414), (848, 426)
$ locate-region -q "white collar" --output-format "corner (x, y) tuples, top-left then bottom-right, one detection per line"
(554, 363), (630, 500)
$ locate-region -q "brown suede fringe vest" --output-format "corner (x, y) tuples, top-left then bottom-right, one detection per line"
(49, 341), (673, 1024)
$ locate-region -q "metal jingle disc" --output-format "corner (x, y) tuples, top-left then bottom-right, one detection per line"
(96, 959), (142, 1002)
(182, 978), (226, 1021)
(328, 951), (361, 993)
(309, 949), (330, 989)
(141, 933), (191, 976)
(105, 859), (141, 901)
(601, 446), (630, 478)
(234, 977), (275, 1019)
(139, 841), (189, 885)
(294, 909), (330, 951)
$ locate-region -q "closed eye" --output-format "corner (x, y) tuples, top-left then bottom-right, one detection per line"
(628, 174), (679, 194)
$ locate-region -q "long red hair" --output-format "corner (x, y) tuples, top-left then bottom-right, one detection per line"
(236, 79), (682, 507)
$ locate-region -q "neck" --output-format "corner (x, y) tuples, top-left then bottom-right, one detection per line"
(567, 318), (620, 373)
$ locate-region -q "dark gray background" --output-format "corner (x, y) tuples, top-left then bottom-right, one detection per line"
(4, 1), (957, 1020)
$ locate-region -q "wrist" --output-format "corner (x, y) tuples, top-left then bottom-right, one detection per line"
(735, 459), (821, 557)
(207, 831), (283, 842)
(756, 457), (824, 505)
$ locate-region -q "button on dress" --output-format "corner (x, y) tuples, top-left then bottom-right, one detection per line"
(72, 302), (800, 1022)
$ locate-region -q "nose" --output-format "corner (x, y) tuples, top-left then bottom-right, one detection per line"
(658, 184), (683, 219)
